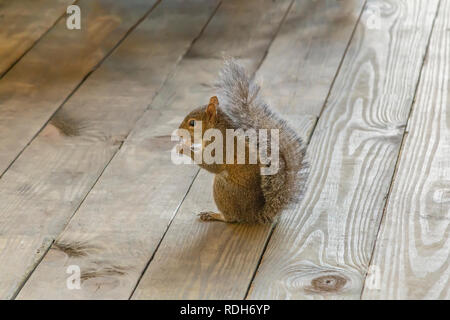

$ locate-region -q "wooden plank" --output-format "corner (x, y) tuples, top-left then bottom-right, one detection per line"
(247, 0), (440, 299)
(0, 0), (74, 77)
(0, 0), (159, 178)
(16, 0), (294, 300)
(259, 0), (359, 119)
(132, 0), (366, 300)
(362, 0), (450, 300)
(0, 0), (220, 300)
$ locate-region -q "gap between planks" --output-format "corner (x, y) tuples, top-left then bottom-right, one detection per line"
(247, 0), (440, 299)
(129, 0), (296, 299)
(362, 0), (449, 299)
(4, 0), (221, 299)
(244, 1), (368, 298)
(0, 0), (161, 180)
(0, 0), (76, 78)
(17, 0), (295, 300)
(134, 1), (368, 299)
(360, 0), (442, 299)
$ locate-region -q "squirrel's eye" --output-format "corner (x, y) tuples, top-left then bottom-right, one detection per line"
(189, 119), (196, 127)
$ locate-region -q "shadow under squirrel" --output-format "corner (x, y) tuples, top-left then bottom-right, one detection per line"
(177, 60), (308, 224)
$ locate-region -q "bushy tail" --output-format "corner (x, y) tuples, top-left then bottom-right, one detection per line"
(216, 59), (309, 223)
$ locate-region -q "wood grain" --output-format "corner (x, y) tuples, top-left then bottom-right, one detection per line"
(16, 0), (293, 300)
(0, 0), (158, 178)
(0, 0), (220, 300)
(132, 0), (366, 300)
(258, 0), (361, 120)
(247, 0), (440, 299)
(362, 0), (449, 300)
(0, 0), (74, 77)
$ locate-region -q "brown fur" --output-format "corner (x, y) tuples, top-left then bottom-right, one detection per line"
(178, 60), (308, 224)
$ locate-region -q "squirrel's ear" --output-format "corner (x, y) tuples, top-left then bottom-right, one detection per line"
(209, 96), (219, 106)
(206, 96), (218, 123)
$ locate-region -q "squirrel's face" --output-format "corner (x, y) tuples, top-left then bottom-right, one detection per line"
(176, 96), (219, 158)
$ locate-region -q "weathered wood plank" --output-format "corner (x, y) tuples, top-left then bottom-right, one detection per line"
(0, 0), (158, 178)
(0, 0), (220, 300)
(362, 0), (449, 300)
(14, 0), (293, 300)
(258, 0), (359, 120)
(247, 0), (440, 299)
(132, 0), (365, 300)
(0, 0), (74, 77)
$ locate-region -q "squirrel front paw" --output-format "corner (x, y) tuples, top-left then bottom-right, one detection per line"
(197, 211), (226, 222)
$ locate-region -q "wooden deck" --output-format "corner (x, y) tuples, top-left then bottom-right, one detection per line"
(0, 0), (448, 300)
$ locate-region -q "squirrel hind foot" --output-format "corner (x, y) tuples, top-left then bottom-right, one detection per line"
(198, 212), (229, 223)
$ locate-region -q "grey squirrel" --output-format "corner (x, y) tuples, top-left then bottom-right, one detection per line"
(177, 59), (308, 223)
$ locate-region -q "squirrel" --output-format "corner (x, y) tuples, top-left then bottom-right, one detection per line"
(176, 59), (308, 224)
